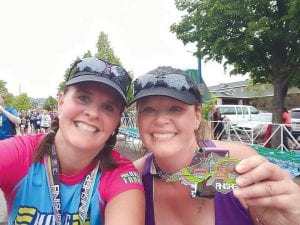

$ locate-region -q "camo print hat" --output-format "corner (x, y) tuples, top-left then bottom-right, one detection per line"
(129, 66), (201, 105)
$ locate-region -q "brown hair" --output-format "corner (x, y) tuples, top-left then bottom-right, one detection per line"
(33, 87), (123, 171)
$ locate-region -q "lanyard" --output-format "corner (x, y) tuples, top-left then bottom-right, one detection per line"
(44, 144), (99, 225)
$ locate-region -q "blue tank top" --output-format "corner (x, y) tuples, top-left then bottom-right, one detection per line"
(142, 140), (254, 225)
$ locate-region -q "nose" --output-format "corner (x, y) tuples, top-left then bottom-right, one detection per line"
(84, 104), (100, 119)
(154, 111), (170, 125)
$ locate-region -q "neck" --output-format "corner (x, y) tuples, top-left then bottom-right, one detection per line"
(154, 141), (198, 173)
(54, 132), (98, 175)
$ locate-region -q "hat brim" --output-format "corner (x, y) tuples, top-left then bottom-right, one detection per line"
(66, 75), (127, 104)
(129, 87), (198, 106)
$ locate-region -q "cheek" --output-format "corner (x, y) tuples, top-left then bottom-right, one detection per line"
(105, 115), (121, 130)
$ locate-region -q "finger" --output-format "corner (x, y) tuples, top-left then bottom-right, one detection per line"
(233, 178), (295, 199)
(243, 195), (291, 210)
(235, 160), (289, 187)
(235, 155), (267, 174)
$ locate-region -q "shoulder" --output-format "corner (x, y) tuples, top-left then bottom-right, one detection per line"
(106, 150), (141, 176)
(5, 105), (18, 114)
(100, 150), (144, 201)
(134, 154), (152, 175)
(211, 140), (258, 159)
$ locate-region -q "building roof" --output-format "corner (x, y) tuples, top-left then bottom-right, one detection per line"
(208, 79), (300, 99)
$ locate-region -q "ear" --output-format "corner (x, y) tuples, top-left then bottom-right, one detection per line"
(57, 92), (65, 113)
(194, 106), (201, 130)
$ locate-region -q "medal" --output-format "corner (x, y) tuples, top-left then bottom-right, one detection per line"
(153, 149), (240, 199)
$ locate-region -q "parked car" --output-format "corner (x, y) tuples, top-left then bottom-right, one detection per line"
(234, 112), (272, 137)
(291, 108), (300, 138)
(215, 105), (259, 125)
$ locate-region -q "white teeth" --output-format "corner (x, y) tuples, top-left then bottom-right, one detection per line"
(153, 133), (175, 139)
(75, 121), (98, 132)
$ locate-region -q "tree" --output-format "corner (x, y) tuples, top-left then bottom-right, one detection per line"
(95, 32), (122, 65)
(171, 0), (300, 126)
(43, 96), (58, 111)
(0, 80), (16, 105)
(12, 93), (31, 111)
(0, 80), (8, 94)
(57, 31), (134, 102)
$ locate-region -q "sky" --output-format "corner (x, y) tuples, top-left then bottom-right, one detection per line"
(0, 0), (248, 98)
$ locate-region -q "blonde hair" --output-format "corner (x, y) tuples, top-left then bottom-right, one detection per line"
(194, 106), (212, 143)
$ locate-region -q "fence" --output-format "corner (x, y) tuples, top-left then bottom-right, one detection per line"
(118, 116), (142, 151)
(118, 116), (300, 177)
(208, 119), (300, 151)
(119, 115), (300, 151)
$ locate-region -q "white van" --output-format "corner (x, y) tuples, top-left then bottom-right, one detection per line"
(215, 105), (259, 125)
(291, 108), (300, 138)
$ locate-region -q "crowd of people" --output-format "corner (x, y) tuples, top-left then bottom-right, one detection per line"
(18, 109), (58, 135)
(0, 57), (299, 225)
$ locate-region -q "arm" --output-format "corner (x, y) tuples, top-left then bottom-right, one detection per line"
(101, 151), (145, 225)
(0, 105), (21, 125)
(233, 155), (300, 225)
(104, 189), (145, 225)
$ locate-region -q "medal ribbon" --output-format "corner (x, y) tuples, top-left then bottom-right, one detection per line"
(44, 144), (99, 225)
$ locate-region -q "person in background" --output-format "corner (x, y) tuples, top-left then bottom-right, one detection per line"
(282, 107), (292, 150)
(19, 110), (31, 135)
(40, 110), (52, 133)
(213, 107), (224, 140)
(31, 111), (42, 134)
(0, 57), (144, 225)
(0, 93), (21, 140)
(130, 66), (300, 225)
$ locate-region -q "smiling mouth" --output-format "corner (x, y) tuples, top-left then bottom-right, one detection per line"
(74, 121), (99, 133)
(152, 133), (175, 139)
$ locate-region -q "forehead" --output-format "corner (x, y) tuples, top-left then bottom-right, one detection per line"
(137, 95), (187, 106)
(71, 82), (122, 101)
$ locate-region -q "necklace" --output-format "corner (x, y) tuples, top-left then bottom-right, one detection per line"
(152, 150), (240, 198)
(44, 144), (99, 225)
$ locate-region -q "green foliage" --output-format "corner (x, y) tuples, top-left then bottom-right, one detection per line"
(171, 0), (300, 84)
(0, 80), (8, 94)
(0, 80), (17, 105)
(11, 93), (32, 111)
(57, 31), (134, 104)
(43, 96), (58, 111)
(95, 32), (122, 65)
(171, 0), (300, 124)
(201, 94), (217, 120)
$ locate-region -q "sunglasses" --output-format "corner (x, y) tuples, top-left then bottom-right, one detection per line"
(67, 58), (131, 95)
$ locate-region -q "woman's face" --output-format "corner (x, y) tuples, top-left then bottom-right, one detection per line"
(57, 82), (123, 153)
(137, 96), (201, 158)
